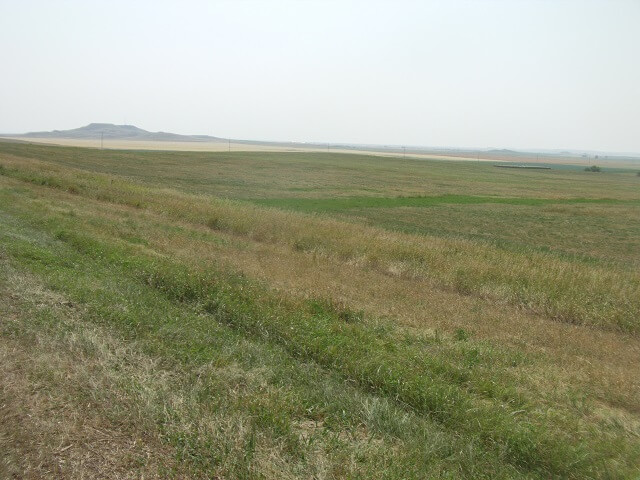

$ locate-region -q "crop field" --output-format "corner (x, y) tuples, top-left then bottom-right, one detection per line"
(7, 136), (621, 166)
(1, 140), (639, 478)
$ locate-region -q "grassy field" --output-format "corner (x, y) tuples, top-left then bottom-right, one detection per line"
(1, 140), (639, 478)
(11, 136), (638, 166)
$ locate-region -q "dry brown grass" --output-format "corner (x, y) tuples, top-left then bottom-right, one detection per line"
(0, 255), (377, 479)
(4, 154), (636, 332)
(2, 143), (640, 477)
(5, 168), (639, 420)
(0, 341), (181, 479)
(0, 270), (185, 479)
(121, 198), (640, 417)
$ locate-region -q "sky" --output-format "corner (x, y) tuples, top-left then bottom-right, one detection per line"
(1, 0), (639, 153)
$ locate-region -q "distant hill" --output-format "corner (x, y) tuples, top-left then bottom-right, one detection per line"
(487, 149), (526, 156)
(5, 123), (639, 160)
(20, 123), (223, 142)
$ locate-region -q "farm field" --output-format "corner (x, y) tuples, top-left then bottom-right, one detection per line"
(6, 135), (639, 167)
(1, 140), (640, 478)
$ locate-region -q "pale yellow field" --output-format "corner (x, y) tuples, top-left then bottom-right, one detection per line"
(8, 136), (637, 167)
(2, 136), (501, 162)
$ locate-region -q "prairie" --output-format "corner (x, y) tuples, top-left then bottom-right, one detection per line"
(5, 135), (638, 166)
(1, 140), (639, 478)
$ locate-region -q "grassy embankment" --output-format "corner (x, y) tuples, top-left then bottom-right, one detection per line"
(1, 142), (639, 478)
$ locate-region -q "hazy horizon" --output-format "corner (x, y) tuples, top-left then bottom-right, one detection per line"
(7, 121), (640, 156)
(1, 1), (639, 153)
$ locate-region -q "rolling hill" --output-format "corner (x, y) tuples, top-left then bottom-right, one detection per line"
(19, 123), (223, 142)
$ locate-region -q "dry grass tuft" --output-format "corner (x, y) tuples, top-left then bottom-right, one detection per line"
(0, 276), (183, 479)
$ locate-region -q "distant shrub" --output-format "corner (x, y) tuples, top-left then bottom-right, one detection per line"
(636, 171), (640, 177)
(584, 165), (601, 172)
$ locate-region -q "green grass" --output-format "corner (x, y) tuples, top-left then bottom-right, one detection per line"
(252, 196), (640, 268)
(0, 203), (540, 478)
(2, 140), (639, 269)
(253, 194), (640, 213)
(1, 140), (640, 478)
(2, 141), (639, 201)
(4, 158), (640, 333)
(359, 203), (640, 266)
(0, 185), (635, 479)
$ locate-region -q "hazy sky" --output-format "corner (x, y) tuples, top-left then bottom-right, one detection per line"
(1, 1), (639, 152)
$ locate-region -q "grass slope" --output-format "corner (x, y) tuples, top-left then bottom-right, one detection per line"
(253, 194), (640, 211)
(1, 141), (639, 478)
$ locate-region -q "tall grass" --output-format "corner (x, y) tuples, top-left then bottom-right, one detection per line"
(2, 200), (634, 478)
(1, 157), (639, 333)
(2, 150), (640, 477)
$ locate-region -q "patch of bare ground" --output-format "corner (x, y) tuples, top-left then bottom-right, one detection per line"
(0, 266), (187, 479)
